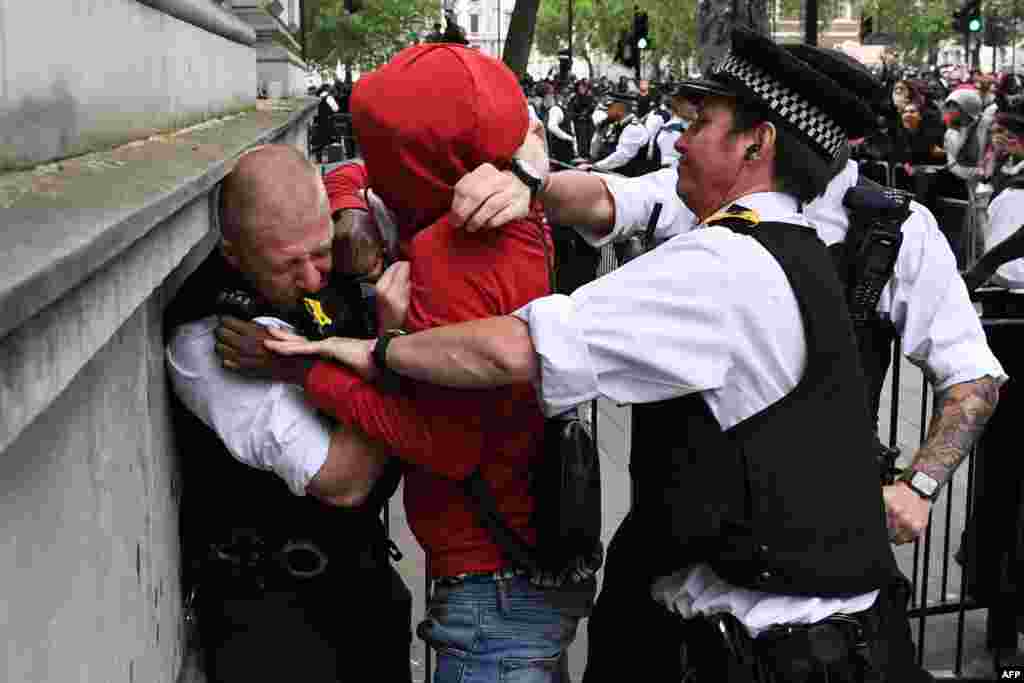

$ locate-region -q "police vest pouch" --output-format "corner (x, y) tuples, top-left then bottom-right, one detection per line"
(840, 186), (911, 323)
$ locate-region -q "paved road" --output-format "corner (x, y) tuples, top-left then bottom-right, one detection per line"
(389, 355), (1019, 681)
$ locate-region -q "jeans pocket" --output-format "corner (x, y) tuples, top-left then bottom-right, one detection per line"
(499, 654), (563, 683)
(432, 648), (468, 683)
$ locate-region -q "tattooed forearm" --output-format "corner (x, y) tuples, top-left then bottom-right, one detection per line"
(910, 375), (1000, 486)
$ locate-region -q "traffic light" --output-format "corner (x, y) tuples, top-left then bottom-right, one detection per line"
(965, 0), (983, 32)
(633, 10), (650, 50)
(860, 15), (874, 43)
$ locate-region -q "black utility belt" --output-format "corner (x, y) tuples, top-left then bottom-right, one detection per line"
(203, 532), (396, 586)
(687, 607), (880, 680)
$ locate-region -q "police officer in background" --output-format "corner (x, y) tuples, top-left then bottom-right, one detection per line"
(263, 29), (945, 682)
(579, 92), (650, 176)
(544, 89), (578, 166)
(164, 145), (411, 682)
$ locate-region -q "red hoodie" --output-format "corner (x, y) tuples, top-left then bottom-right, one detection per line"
(309, 46), (551, 578)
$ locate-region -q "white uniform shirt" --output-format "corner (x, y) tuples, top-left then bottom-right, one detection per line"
(653, 115), (687, 168)
(593, 117), (650, 172)
(546, 104), (576, 145)
(986, 187), (1024, 287)
(166, 317), (331, 496)
(644, 108), (668, 147)
(594, 160), (1006, 392)
(513, 191), (879, 635)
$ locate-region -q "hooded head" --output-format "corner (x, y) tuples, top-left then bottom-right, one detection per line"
(944, 87), (983, 127)
(350, 44), (528, 246)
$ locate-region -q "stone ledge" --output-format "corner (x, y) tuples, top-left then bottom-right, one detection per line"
(0, 97), (318, 342)
(136, 0), (256, 45)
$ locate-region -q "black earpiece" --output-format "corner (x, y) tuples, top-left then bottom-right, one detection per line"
(745, 144), (762, 160)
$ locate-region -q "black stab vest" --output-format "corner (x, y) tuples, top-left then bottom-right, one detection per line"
(164, 251), (401, 582)
(629, 222), (898, 597)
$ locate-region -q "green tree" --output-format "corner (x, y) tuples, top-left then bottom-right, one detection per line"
(861, 0), (954, 64)
(302, 0), (439, 75)
(532, 0), (699, 81)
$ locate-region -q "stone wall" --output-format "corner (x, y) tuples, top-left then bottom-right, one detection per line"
(0, 98), (318, 683)
(0, 0), (258, 170)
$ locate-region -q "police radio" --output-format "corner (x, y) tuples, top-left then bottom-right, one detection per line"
(841, 186), (912, 324)
(215, 280), (371, 342)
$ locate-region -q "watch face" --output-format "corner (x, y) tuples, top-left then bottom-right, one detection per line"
(911, 471), (940, 497)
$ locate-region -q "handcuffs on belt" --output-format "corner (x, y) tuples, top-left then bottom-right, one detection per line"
(209, 533), (331, 587)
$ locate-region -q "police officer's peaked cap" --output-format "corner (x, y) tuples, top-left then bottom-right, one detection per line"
(675, 27), (873, 166)
(783, 44), (882, 138)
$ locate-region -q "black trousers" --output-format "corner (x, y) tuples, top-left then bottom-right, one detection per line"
(197, 562), (412, 682)
(959, 322), (1024, 649)
(583, 514), (933, 683)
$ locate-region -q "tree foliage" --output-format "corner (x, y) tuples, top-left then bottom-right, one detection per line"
(532, 0), (698, 79)
(302, 0), (439, 74)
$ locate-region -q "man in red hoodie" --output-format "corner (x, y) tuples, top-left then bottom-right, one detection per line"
(219, 45), (594, 682)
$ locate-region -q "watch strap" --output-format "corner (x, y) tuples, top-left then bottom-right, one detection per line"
(372, 329), (407, 392)
(509, 158), (542, 199)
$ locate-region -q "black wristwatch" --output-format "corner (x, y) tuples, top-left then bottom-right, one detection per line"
(372, 329), (407, 391)
(509, 157), (544, 199)
(899, 469), (942, 502)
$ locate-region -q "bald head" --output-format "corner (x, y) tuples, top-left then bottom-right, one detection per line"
(218, 144), (334, 313)
(220, 144), (327, 246)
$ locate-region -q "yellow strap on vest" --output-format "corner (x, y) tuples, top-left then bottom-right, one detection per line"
(703, 204), (761, 230)
(303, 297), (333, 335)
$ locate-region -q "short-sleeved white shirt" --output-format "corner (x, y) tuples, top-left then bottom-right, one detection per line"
(986, 187), (1024, 287)
(590, 160), (1006, 392)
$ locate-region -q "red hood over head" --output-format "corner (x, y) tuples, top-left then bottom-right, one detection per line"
(351, 44), (528, 246)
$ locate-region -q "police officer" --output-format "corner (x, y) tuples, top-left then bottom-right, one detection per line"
(256, 29), (943, 682)
(453, 45), (1005, 555)
(578, 93), (650, 176)
(164, 145), (411, 683)
(544, 90), (578, 166)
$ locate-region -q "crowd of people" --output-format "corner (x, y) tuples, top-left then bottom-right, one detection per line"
(163, 31), (1024, 683)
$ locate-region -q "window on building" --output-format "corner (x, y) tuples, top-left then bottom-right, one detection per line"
(470, 14), (479, 33)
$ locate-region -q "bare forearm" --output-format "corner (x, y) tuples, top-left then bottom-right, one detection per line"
(910, 376), (1000, 486)
(541, 171), (616, 235)
(306, 424), (390, 507)
(389, 316), (539, 389)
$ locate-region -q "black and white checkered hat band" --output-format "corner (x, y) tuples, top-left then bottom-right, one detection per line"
(713, 54), (846, 163)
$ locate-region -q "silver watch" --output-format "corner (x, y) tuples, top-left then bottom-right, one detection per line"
(901, 470), (941, 501)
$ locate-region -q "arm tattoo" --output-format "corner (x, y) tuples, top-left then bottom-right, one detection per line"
(911, 375), (1000, 486)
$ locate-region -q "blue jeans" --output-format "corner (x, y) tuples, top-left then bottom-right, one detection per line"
(418, 574), (596, 683)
